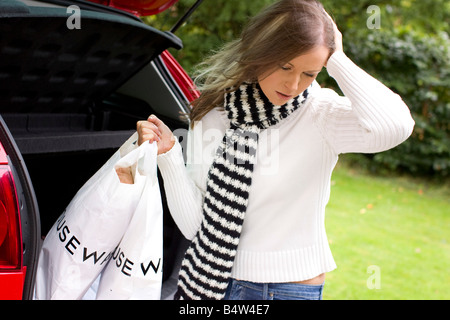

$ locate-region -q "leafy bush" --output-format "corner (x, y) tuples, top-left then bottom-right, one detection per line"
(323, 29), (449, 178)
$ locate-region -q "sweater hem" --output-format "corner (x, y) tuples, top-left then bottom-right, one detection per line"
(230, 245), (337, 283)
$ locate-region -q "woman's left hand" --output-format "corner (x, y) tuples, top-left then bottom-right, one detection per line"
(331, 17), (343, 53)
(324, 11), (343, 57)
(137, 114), (176, 155)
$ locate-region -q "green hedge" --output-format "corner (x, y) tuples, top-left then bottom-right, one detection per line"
(320, 29), (449, 178)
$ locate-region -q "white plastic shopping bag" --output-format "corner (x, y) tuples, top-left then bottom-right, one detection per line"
(95, 140), (163, 300)
(34, 133), (158, 300)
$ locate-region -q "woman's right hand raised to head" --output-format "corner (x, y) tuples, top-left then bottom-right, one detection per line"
(324, 10), (343, 53)
(137, 114), (176, 155)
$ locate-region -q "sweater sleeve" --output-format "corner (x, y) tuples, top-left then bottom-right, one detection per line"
(156, 108), (227, 240)
(156, 137), (204, 240)
(310, 51), (415, 154)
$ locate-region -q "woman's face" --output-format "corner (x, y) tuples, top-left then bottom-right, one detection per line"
(258, 45), (330, 105)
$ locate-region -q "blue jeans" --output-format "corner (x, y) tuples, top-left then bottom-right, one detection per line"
(224, 278), (324, 300)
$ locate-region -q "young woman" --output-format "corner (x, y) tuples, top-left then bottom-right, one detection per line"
(134, 0), (415, 300)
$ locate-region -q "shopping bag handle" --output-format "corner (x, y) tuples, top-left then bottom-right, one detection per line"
(115, 134), (158, 182)
(136, 140), (158, 179)
(119, 132), (139, 158)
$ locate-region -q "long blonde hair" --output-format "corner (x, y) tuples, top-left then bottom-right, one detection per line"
(189, 0), (336, 127)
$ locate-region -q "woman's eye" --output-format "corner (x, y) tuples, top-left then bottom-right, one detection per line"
(304, 73), (315, 78)
(281, 66), (292, 71)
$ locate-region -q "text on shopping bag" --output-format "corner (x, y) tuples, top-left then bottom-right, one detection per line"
(111, 246), (162, 277)
(56, 213), (114, 266)
(56, 213), (162, 278)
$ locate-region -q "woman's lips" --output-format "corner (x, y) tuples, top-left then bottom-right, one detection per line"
(276, 91), (293, 101)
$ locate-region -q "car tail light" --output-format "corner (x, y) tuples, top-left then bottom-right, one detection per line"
(161, 50), (200, 103)
(87, 0), (179, 17)
(0, 142), (25, 299)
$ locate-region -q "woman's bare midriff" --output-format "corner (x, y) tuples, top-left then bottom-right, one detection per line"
(292, 273), (325, 285)
(235, 273), (325, 285)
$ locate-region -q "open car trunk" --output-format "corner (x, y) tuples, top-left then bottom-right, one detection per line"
(0, 0), (190, 299)
(0, 0), (183, 149)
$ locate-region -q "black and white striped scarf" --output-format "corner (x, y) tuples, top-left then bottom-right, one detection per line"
(175, 82), (309, 300)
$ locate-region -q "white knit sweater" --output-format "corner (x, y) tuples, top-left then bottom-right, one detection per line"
(157, 51), (415, 283)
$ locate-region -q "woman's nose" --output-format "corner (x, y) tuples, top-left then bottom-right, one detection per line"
(284, 74), (300, 91)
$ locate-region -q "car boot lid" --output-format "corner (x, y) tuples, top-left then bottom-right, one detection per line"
(0, 0), (182, 113)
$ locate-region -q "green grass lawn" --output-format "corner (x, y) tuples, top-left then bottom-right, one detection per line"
(323, 160), (450, 300)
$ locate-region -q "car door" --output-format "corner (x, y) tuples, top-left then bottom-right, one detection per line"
(0, 115), (40, 300)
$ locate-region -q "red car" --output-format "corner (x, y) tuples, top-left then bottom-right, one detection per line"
(0, 0), (199, 299)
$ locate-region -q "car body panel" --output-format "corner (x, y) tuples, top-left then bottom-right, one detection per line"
(88, 0), (179, 17)
(0, 115), (41, 300)
(0, 0), (196, 299)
